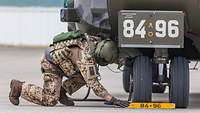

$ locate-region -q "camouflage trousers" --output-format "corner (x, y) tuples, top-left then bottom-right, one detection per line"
(21, 56), (84, 106)
(21, 56), (108, 106)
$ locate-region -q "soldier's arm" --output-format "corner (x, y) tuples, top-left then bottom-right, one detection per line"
(76, 42), (113, 102)
(76, 45), (130, 108)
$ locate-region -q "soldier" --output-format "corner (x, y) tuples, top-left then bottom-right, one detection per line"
(9, 31), (129, 108)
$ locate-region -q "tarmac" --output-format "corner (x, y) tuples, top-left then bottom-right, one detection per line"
(0, 46), (200, 113)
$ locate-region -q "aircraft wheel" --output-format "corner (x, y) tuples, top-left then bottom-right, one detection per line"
(122, 65), (132, 92)
(169, 57), (189, 108)
(132, 56), (152, 102)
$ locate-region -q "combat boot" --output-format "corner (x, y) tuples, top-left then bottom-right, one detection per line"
(59, 87), (75, 106)
(9, 79), (24, 105)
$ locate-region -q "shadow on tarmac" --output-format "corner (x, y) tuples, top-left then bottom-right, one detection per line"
(189, 93), (200, 109)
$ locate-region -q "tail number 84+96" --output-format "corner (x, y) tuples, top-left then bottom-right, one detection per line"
(123, 19), (179, 38)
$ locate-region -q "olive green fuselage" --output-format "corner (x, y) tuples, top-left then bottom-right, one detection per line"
(107, 0), (200, 60)
(74, 0), (200, 60)
(108, 0), (200, 37)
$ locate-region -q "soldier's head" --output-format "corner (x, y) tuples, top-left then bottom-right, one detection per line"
(94, 39), (118, 66)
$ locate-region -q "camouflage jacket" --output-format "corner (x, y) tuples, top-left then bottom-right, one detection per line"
(48, 33), (101, 77)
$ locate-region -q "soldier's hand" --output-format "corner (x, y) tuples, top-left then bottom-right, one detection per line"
(109, 97), (130, 108)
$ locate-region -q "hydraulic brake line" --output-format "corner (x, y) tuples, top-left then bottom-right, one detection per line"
(72, 88), (105, 101)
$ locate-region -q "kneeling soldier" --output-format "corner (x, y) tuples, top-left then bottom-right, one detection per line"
(9, 31), (129, 107)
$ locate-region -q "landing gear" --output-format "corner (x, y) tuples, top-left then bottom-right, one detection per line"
(152, 64), (167, 93)
(152, 85), (166, 93)
(169, 57), (189, 108)
(126, 56), (189, 108)
(122, 65), (132, 93)
(122, 59), (133, 93)
(124, 61), (167, 94)
(131, 56), (152, 102)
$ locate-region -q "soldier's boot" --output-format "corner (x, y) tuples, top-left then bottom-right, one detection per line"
(59, 87), (75, 106)
(9, 79), (24, 105)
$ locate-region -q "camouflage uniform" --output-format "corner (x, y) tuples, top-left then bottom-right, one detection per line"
(21, 36), (111, 106)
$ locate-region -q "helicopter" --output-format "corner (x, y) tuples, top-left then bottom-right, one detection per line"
(60, 0), (200, 108)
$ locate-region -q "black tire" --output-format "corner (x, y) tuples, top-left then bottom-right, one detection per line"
(152, 85), (166, 93)
(132, 56), (152, 102)
(169, 57), (189, 108)
(122, 65), (132, 92)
